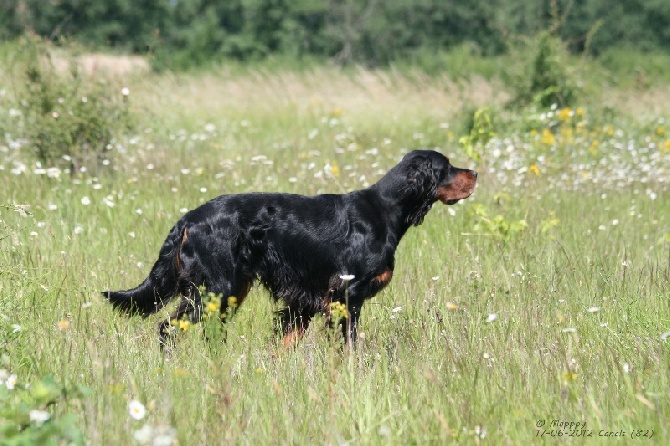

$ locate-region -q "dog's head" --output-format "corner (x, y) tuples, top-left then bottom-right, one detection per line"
(398, 150), (477, 225)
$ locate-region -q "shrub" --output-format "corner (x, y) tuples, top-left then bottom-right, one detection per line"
(468, 203), (527, 240)
(0, 372), (89, 445)
(459, 107), (497, 163)
(11, 36), (134, 172)
(506, 31), (578, 108)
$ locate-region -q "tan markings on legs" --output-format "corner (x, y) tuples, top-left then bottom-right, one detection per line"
(374, 268), (394, 286)
(282, 326), (306, 349)
(322, 286), (335, 316)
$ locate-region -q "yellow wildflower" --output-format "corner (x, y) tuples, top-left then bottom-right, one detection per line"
(204, 295), (221, 316)
(541, 128), (556, 145)
(205, 301), (218, 315)
(563, 372), (578, 381)
(330, 301), (349, 319)
(57, 320), (70, 330)
(558, 107), (572, 123)
(330, 164), (340, 178)
(178, 319), (191, 332)
(529, 164), (541, 176)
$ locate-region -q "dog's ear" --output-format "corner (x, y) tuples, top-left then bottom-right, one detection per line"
(400, 156), (437, 226)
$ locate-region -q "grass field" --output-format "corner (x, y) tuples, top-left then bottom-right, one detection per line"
(1, 62), (670, 445)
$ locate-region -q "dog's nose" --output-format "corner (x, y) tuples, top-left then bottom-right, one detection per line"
(472, 170), (478, 179)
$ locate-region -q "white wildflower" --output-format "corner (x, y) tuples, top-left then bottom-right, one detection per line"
(134, 425), (154, 443)
(6, 373), (17, 390)
(30, 409), (51, 425)
(128, 400), (146, 420)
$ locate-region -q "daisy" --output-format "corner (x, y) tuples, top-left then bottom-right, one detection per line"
(129, 400), (146, 420)
(30, 409), (51, 426)
(5, 373), (17, 390)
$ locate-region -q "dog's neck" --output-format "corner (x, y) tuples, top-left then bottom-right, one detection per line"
(370, 168), (436, 229)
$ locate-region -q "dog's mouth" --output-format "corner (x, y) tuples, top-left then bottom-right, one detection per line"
(436, 170), (478, 205)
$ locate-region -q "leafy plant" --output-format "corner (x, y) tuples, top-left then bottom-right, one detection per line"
(459, 107), (497, 163)
(469, 203), (527, 240)
(506, 31), (579, 108)
(0, 372), (90, 445)
(201, 291), (236, 344)
(13, 36), (133, 172)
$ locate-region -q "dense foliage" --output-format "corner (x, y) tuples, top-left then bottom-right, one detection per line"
(2, 0), (669, 68)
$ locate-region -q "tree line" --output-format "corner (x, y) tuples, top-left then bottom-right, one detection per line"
(2, 0), (668, 68)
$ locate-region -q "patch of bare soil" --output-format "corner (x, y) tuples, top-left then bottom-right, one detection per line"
(52, 54), (150, 77)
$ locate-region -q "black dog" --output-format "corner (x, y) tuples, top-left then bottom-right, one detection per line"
(104, 150), (477, 347)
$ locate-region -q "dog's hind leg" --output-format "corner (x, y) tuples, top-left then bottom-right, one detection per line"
(277, 306), (314, 348)
(158, 277), (252, 350)
(157, 222), (253, 350)
(158, 286), (203, 350)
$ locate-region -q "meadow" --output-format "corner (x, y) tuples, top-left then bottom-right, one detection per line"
(1, 56), (670, 444)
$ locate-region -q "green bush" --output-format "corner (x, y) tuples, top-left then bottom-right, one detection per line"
(12, 36), (133, 172)
(0, 373), (89, 446)
(459, 107), (497, 163)
(506, 31), (579, 108)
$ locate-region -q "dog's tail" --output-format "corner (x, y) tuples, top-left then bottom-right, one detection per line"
(103, 225), (187, 317)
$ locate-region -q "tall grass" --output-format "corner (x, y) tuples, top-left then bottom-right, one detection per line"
(1, 61), (669, 444)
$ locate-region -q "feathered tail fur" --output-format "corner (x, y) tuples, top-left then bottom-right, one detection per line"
(103, 225), (185, 317)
